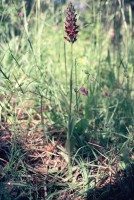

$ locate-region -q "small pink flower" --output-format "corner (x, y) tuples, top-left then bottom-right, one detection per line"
(79, 87), (88, 96)
(64, 36), (70, 42)
(18, 12), (23, 17)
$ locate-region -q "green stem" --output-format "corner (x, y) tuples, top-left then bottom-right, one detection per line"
(75, 59), (78, 112)
(40, 95), (44, 126)
(40, 95), (47, 141)
(64, 42), (67, 90)
(68, 43), (73, 166)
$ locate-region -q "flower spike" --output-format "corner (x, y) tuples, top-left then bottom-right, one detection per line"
(64, 2), (79, 44)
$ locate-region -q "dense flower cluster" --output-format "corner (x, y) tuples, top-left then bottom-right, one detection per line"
(64, 2), (79, 43)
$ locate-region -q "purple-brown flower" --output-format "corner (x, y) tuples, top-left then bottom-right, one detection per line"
(64, 2), (79, 43)
(79, 87), (88, 96)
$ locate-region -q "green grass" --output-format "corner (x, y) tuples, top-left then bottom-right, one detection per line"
(0, 1), (134, 200)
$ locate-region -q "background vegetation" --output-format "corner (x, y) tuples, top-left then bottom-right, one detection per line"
(0, 0), (134, 199)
